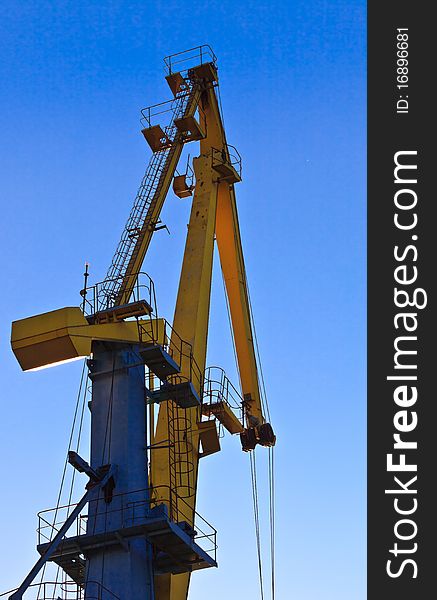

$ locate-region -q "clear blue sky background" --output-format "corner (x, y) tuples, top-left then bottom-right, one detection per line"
(0, 1), (366, 598)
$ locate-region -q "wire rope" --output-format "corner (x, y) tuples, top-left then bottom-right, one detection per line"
(269, 447), (276, 600)
(221, 243), (276, 600)
(245, 277), (276, 600)
(250, 450), (264, 600)
(37, 359), (87, 597)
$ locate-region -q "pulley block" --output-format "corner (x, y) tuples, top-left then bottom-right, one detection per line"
(240, 422), (276, 452)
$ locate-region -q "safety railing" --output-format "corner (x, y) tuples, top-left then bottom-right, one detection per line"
(138, 318), (204, 396)
(80, 271), (157, 317)
(140, 96), (191, 130)
(38, 507), (87, 545)
(36, 485), (217, 563)
(101, 81), (197, 301)
(140, 96), (205, 150)
(203, 366), (244, 433)
(0, 580), (120, 600)
(164, 45), (217, 76)
(212, 144), (242, 179)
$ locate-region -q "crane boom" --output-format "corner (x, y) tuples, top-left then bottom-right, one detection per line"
(100, 78), (203, 308)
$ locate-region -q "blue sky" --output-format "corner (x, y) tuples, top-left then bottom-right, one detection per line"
(0, 1), (366, 598)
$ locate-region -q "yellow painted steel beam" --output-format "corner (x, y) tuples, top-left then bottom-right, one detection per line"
(152, 80), (269, 599)
(115, 87), (203, 307)
(215, 184), (264, 426)
(11, 306), (165, 371)
(202, 401), (244, 434)
(197, 76), (265, 426)
(152, 85), (223, 600)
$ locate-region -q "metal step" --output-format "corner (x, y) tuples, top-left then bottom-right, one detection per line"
(141, 125), (173, 152)
(212, 161), (241, 183)
(188, 62), (218, 84)
(166, 72), (188, 97)
(55, 554), (86, 586)
(174, 115), (205, 142)
(173, 174), (193, 198)
(140, 345), (181, 379)
(149, 381), (201, 408)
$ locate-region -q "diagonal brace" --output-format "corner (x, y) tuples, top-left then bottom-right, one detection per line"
(9, 465), (116, 600)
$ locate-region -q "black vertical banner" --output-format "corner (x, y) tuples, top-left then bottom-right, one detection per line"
(368, 3), (434, 599)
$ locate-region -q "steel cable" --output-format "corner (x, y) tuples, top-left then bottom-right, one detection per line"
(269, 447), (276, 600)
(37, 359), (87, 597)
(250, 450), (264, 600)
(246, 280), (276, 600)
(221, 265), (276, 600)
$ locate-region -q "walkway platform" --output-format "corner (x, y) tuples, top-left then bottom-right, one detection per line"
(37, 506), (216, 582)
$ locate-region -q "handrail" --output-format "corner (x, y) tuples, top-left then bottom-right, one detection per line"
(138, 319), (204, 396)
(164, 45), (217, 75)
(204, 366), (244, 411)
(37, 485), (216, 561)
(211, 144), (242, 179)
(81, 271), (157, 316)
(202, 366), (245, 434)
(0, 580), (120, 599)
(140, 94), (191, 129)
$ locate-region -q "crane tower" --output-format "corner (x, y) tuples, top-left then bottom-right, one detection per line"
(7, 46), (275, 600)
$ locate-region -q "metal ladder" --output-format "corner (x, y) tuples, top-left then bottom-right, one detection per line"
(100, 80), (200, 308)
(167, 397), (195, 522)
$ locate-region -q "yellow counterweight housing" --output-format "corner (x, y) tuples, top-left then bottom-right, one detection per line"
(11, 306), (165, 371)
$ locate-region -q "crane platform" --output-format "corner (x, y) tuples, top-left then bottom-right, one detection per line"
(148, 380), (201, 408)
(87, 299), (153, 325)
(202, 401), (244, 434)
(37, 505), (217, 582)
(140, 344), (181, 379)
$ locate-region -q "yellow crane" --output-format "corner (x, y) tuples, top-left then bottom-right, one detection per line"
(9, 46), (275, 600)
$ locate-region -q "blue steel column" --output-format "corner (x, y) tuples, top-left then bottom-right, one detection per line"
(85, 341), (154, 600)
